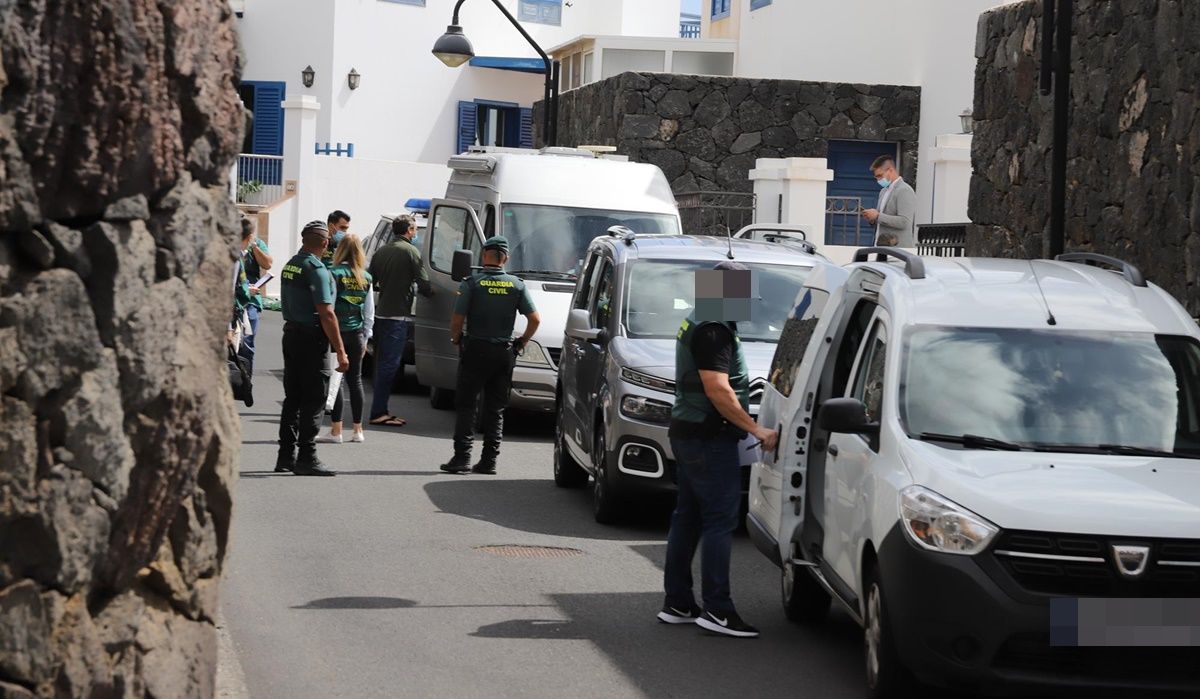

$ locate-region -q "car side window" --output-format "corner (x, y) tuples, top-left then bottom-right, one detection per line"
(366, 219), (390, 258)
(592, 260), (614, 329)
(768, 288), (830, 397)
(484, 205), (496, 238)
(429, 206), (477, 273)
(850, 320), (888, 424)
(574, 253), (599, 310)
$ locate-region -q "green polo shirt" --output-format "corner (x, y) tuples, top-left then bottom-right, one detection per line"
(242, 238), (271, 309)
(280, 251), (335, 326)
(331, 265), (373, 332)
(454, 266), (536, 343)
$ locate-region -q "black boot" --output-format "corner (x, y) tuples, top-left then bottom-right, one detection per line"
(440, 454), (471, 474)
(472, 448), (498, 474)
(275, 450), (295, 473)
(293, 454), (336, 477)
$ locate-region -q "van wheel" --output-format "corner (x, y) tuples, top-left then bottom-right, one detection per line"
(864, 562), (914, 698)
(782, 559), (831, 623)
(592, 427), (622, 524)
(554, 403), (589, 488)
(429, 387), (455, 410)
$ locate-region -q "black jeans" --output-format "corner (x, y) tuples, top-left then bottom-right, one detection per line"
(453, 339), (515, 461)
(279, 323), (330, 460)
(331, 330), (365, 424)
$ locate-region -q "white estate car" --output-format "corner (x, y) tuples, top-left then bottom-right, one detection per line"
(748, 248), (1200, 697)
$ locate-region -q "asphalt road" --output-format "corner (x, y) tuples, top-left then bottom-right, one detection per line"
(220, 312), (875, 698)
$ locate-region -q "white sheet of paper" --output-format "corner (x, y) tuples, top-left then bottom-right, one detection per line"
(250, 272), (274, 289)
(738, 434), (763, 467)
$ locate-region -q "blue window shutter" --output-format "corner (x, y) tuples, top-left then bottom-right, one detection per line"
(457, 101), (478, 154)
(519, 108), (534, 148)
(250, 81), (286, 156)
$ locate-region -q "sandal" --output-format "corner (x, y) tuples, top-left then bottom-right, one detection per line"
(369, 414), (407, 427)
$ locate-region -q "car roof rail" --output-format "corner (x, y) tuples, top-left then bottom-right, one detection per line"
(607, 225), (637, 245)
(853, 247), (926, 280)
(1055, 252), (1147, 287)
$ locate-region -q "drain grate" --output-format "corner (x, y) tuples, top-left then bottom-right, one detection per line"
(474, 545), (584, 559)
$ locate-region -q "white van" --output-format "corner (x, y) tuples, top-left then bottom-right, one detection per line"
(749, 249), (1200, 696)
(417, 147), (682, 410)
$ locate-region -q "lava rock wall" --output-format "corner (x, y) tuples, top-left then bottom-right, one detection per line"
(1, 1), (243, 696)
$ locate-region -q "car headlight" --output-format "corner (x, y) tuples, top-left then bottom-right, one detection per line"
(515, 340), (551, 368)
(620, 367), (675, 394)
(900, 486), (999, 555)
(620, 395), (673, 424)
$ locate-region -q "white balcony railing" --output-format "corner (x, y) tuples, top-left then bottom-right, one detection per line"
(236, 154), (285, 207)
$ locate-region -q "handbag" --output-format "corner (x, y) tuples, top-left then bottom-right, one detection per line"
(227, 342), (254, 407)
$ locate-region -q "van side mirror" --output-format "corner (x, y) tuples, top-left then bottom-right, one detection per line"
(565, 308), (605, 344)
(451, 249), (473, 282)
(818, 398), (880, 436)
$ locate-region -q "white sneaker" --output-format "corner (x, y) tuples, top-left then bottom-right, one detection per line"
(350, 431), (365, 443)
(316, 432), (343, 444)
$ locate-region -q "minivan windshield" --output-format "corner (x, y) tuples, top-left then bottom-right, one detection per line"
(501, 204), (679, 279)
(901, 327), (1200, 455)
(624, 260), (811, 343)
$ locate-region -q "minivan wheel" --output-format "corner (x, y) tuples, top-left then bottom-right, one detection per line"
(592, 427), (622, 524)
(864, 563), (913, 698)
(553, 402), (589, 489)
(429, 387), (455, 411)
(782, 559), (831, 623)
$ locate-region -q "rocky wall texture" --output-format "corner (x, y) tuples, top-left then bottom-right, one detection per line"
(0, 1), (243, 697)
(969, 0), (1200, 312)
(537, 72), (921, 194)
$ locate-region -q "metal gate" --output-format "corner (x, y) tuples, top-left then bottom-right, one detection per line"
(825, 196), (870, 246)
(675, 191), (757, 237)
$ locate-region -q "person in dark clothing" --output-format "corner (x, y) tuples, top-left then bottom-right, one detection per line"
(440, 236), (540, 475)
(321, 209), (351, 268)
(366, 214), (432, 427)
(238, 217), (273, 375)
(277, 220), (349, 477)
(658, 262), (779, 638)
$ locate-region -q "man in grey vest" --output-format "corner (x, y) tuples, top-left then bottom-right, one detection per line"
(862, 155), (916, 247)
(658, 261), (779, 638)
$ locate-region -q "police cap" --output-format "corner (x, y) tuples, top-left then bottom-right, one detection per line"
(482, 236), (509, 254)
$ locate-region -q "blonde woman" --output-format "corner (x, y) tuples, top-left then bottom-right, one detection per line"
(318, 234), (374, 443)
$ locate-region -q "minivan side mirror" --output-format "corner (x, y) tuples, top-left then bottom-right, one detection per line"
(818, 398), (880, 436)
(451, 249), (473, 282)
(564, 308), (605, 344)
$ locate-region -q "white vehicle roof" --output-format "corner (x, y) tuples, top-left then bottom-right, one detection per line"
(448, 150), (678, 216)
(858, 256), (1196, 335)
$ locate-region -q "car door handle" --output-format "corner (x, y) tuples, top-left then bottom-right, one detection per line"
(828, 444), (839, 458)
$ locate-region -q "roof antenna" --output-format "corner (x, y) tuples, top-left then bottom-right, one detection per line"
(1030, 261), (1058, 326)
(724, 224), (735, 260)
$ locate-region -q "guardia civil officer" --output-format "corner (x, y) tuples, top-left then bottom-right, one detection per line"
(658, 261), (778, 638)
(439, 236), (541, 475)
(277, 220), (350, 477)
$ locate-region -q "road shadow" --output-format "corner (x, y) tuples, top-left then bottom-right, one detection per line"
(292, 596), (553, 611)
(423, 478), (671, 541)
(240, 469), (438, 479)
(470, 619), (585, 640)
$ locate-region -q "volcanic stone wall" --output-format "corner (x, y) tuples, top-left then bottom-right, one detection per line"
(969, 0), (1200, 313)
(0, 2), (243, 697)
(538, 72), (921, 193)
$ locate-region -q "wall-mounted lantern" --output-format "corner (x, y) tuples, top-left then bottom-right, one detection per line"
(301, 65), (315, 88)
(347, 68), (361, 91)
(959, 109), (974, 134)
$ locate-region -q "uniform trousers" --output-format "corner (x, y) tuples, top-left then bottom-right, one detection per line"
(279, 323), (330, 460)
(453, 339), (516, 461)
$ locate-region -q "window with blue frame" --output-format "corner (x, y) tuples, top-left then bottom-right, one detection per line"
(750, 0), (772, 9)
(379, 0), (424, 5)
(457, 100), (534, 153)
(518, 0), (561, 26)
(711, 0), (730, 19)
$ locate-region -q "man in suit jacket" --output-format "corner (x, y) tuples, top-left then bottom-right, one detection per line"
(862, 156), (916, 247)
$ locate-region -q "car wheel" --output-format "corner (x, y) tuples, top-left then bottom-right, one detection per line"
(429, 387), (455, 411)
(592, 425), (622, 524)
(782, 559), (831, 623)
(553, 402), (589, 489)
(864, 562), (913, 698)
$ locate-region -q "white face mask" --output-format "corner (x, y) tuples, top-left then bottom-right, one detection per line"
(877, 177), (892, 189)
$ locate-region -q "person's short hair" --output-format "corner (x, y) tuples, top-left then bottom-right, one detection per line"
(870, 156), (896, 173)
(240, 217), (255, 240)
(327, 210), (351, 226)
(392, 215), (415, 237)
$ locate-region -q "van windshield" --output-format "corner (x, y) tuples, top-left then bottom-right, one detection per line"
(501, 204), (679, 279)
(901, 327), (1200, 455)
(624, 260), (811, 343)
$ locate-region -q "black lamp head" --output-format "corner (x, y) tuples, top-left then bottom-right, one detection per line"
(432, 24), (474, 68)
(301, 64), (315, 88)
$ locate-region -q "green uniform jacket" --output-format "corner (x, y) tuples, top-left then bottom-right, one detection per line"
(672, 314), (751, 428)
(242, 238), (271, 310)
(331, 266), (374, 332)
(280, 252), (335, 327)
(454, 267), (536, 343)
(369, 238), (431, 317)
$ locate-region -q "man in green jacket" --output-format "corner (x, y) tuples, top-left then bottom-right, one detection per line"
(367, 215), (432, 426)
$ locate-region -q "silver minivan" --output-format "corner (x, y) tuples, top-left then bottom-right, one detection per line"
(553, 231), (826, 523)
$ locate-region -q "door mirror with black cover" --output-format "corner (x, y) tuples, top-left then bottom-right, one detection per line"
(565, 308), (608, 345)
(818, 397), (880, 436)
(451, 249), (473, 282)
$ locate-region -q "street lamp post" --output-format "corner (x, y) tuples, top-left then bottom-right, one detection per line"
(1040, 0), (1072, 258)
(432, 0), (560, 147)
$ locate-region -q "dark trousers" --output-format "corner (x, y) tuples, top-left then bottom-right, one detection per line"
(369, 318), (410, 419)
(452, 339), (515, 462)
(331, 330), (365, 424)
(279, 323), (330, 460)
(238, 304), (260, 375)
(664, 436), (742, 614)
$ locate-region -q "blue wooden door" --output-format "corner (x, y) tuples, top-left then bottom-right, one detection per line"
(826, 140), (898, 246)
(242, 80), (285, 185)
